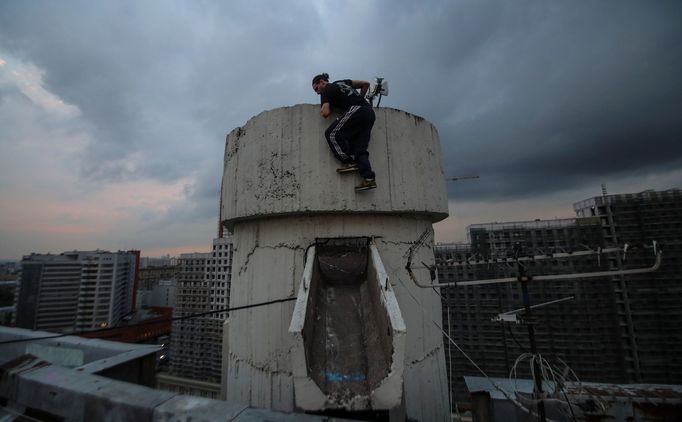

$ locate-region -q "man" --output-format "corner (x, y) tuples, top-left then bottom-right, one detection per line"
(312, 73), (376, 191)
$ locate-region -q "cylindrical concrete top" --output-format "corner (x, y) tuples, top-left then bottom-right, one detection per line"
(221, 104), (448, 229)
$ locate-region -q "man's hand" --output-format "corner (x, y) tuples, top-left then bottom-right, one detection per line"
(320, 102), (330, 118)
(352, 80), (370, 98)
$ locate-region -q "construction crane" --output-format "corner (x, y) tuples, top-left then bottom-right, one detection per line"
(448, 175), (479, 181)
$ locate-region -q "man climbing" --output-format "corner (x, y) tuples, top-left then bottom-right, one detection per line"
(312, 73), (376, 191)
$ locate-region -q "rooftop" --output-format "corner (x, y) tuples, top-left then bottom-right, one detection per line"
(0, 327), (355, 421)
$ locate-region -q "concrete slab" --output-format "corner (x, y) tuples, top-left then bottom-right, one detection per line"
(154, 395), (247, 421)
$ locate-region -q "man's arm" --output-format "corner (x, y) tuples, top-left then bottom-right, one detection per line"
(351, 80), (370, 98)
(320, 102), (331, 118)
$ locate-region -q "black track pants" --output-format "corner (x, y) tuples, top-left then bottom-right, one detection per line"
(324, 106), (376, 179)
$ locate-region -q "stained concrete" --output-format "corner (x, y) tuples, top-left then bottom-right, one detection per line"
(221, 105), (449, 421)
(0, 355), (355, 421)
(305, 241), (394, 406)
(221, 105), (448, 229)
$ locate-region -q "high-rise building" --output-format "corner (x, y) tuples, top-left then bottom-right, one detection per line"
(150, 280), (177, 308)
(168, 236), (233, 384)
(437, 218), (620, 403)
(573, 188), (682, 384)
(437, 188), (682, 406)
(15, 250), (139, 332)
(138, 265), (178, 290)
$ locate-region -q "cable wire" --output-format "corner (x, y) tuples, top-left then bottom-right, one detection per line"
(388, 265), (559, 422)
(0, 296), (296, 346)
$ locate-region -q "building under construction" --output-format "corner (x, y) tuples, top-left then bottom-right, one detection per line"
(167, 236), (233, 388)
(435, 188), (682, 408)
(573, 188), (682, 384)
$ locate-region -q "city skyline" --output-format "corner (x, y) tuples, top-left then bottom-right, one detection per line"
(1, 1), (681, 259)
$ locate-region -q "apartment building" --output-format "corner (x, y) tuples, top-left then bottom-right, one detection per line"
(138, 265), (178, 290)
(437, 188), (682, 405)
(15, 250), (139, 332)
(168, 236), (233, 384)
(573, 188), (682, 384)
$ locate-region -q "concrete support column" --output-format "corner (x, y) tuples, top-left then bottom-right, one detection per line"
(221, 104), (450, 421)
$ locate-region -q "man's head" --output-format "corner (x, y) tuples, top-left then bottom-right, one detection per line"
(312, 73), (329, 94)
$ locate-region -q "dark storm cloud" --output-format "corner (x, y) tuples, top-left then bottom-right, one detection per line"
(0, 0), (327, 224)
(0, 1), (322, 183)
(1, 0), (680, 226)
(435, 2), (682, 199)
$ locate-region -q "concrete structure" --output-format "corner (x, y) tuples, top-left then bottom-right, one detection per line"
(151, 280), (177, 308)
(14, 250), (139, 333)
(0, 326), (160, 385)
(207, 236), (233, 320)
(0, 327), (351, 422)
(169, 252), (215, 381)
(138, 265), (178, 290)
(169, 236), (233, 386)
(436, 188), (682, 408)
(139, 256), (177, 269)
(435, 218), (621, 405)
(221, 104), (450, 420)
(573, 188), (682, 384)
(156, 373), (222, 399)
(136, 279), (177, 310)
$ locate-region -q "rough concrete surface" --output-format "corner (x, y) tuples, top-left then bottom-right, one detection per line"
(0, 355), (354, 422)
(222, 105), (449, 421)
(221, 105), (448, 229)
(225, 215), (449, 421)
(288, 241), (406, 412)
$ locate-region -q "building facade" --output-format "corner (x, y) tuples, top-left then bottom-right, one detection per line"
(151, 280), (177, 308)
(15, 250), (139, 332)
(573, 188), (682, 384)
(437, 188), (682, 406)
(138, 265), (178, 290)
(168, 236), (233, 384)
(437, 218), (621, 404)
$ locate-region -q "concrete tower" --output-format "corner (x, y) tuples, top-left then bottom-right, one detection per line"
(221, 104), (449, 421)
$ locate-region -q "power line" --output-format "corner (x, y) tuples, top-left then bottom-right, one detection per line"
(392, 273), (558, 422)
(0, 296), (296, 346)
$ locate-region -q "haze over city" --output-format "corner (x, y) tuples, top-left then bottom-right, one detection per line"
(1, 1), (681, 259)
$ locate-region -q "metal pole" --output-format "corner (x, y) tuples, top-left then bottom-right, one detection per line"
(518, 264), (546, 422)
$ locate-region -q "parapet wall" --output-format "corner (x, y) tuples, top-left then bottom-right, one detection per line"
(221, 104), (448, 229)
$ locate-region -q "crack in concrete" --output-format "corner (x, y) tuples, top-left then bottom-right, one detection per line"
(408, 345), (442, 366)
(238, 242), (259, 276)
(228, 352), (292, 377)
(238, 242), (305, 276)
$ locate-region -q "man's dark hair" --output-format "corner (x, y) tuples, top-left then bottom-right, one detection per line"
(312, 73), (329, 85)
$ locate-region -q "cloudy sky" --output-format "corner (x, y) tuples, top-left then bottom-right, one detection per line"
(1, 1), (680, 259)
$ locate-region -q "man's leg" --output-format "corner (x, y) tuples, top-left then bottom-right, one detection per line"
(324, 107), (361, 163)
(349, 107), (376, 180)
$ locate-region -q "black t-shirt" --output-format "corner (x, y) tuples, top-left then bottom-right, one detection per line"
(320, 79), (369, 111)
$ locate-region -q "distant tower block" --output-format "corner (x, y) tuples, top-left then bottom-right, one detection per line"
(221, 104), (449, 421)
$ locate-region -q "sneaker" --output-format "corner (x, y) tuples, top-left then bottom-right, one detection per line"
(355, 178), (377, 191)
(336, 162), (359, 173)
